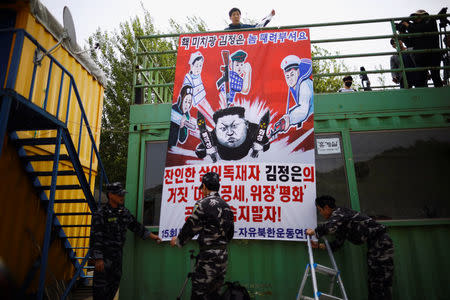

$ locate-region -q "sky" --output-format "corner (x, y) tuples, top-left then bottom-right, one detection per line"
(40, 0), (449, 86)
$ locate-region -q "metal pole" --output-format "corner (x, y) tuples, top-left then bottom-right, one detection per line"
(60, 249), (92, 300)
(307, 235), (319, 300)
(43, 60), (54, 109)
(37, 127), (63, 300)
(132, 37), (138, 104)
(64, 80), (72, 125)
(390, 20), (409, 89)
(323, 237), (348, 300)
(88, 143), (94, 186)
(56, 72), (65, 119)
(296, 264), (310, 300)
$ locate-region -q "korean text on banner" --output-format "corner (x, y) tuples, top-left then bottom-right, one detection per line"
(159, 28), (316, 241)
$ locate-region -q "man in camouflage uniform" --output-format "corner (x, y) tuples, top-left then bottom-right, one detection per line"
(90, 182), (161, 300)
(171, 172), (235, 300)
(306, 195), (394, 300)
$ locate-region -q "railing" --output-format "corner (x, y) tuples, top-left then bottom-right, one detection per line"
(1, 28), (109, 201)
(1, 27), (109, 299)
(134, 13), (450, 103)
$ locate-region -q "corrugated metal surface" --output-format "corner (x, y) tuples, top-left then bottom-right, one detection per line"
(119, 226), (450, 299)
(20, 142), (93, 262)
(121, 87), (450, 299)
(0, 138), (74, 292)
(0, 1), (104, 283)
(11, 7), (103, 268)
(12, 8), (103, 170)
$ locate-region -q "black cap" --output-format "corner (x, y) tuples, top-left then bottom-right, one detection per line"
(198, 172), (220, 191)
(230, 50), (247, 62)
(106, 182), (127, 196)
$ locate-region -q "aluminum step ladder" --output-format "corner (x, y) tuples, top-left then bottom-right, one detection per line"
(296, 236), (348, 300)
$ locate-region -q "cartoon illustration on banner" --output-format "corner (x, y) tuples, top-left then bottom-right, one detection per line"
(160, 28), (316, 241)
(167, 30), (314, 166)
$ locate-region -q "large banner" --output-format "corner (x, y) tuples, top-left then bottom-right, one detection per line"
(159, 28), (316, 241)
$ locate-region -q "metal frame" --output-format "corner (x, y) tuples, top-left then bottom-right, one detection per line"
(1, 28), (110, 298)
(0, 28), (108, 180)
(37, 127), (62, 300)
(132, 13), (450, 105)
(297, 236), (348, 300)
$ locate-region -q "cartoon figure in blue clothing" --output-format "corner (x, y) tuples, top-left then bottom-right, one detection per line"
(217, 50), (252, 107)
(272, 55), (313, 135)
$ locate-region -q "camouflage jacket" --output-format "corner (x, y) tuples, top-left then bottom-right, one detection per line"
(315, 207), (386, 251)
(90, 203), (150, 259)
(177, 192), (234, 249)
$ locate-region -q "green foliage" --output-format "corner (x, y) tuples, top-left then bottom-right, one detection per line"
(374, 64), (388, 90)
(169, 16), (208, 34)
(88, 8), (208, 183)
(311, 45), (349, 93)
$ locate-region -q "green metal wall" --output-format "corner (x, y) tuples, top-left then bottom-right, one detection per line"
(122, 87), (450, 299)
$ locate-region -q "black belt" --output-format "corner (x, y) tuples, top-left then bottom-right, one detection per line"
(199, 244), (227, 251)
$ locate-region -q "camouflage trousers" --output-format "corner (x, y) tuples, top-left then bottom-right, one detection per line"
(93, 255), (122, 300)
(191, 249), (228, 300)
(367, 233), (394, 300)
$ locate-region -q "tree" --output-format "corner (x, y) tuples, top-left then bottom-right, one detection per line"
(311, 45), (350, 93)
(87, 9), (208, 183)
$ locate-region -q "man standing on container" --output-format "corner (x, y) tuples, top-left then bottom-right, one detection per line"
(171, 172), (235, 299)
(399, 9), (443, 87)
(306, 195), (394, 300)
(225, 7), (275, 30)
(90, 182), (161, 300)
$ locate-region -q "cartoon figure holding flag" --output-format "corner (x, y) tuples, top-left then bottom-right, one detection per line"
(272, 55), (313, 135)
(217, 50), (252, 107)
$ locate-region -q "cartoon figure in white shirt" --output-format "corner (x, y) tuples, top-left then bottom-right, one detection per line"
(272, 55), (314, 135)
(183, 51), (214, 124)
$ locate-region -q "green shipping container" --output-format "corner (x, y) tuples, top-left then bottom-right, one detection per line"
(122, 87), (450, 299)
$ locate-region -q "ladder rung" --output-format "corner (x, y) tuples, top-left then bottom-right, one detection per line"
(314, 264), (339, 276)
(55, 212), (91, 216)
(81, 275), (93, 279)
(23, 154), (71, 162)
(54, 199), (87, 203)
(31, 170), (77, 176)
(37, 184), (81, 190)
(69, 247), (90, 249)
(317, 292), (343, 300)
(298, 237), (346, 300)
(15, 137), (60, 146)
(83, 266), (95, 269)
